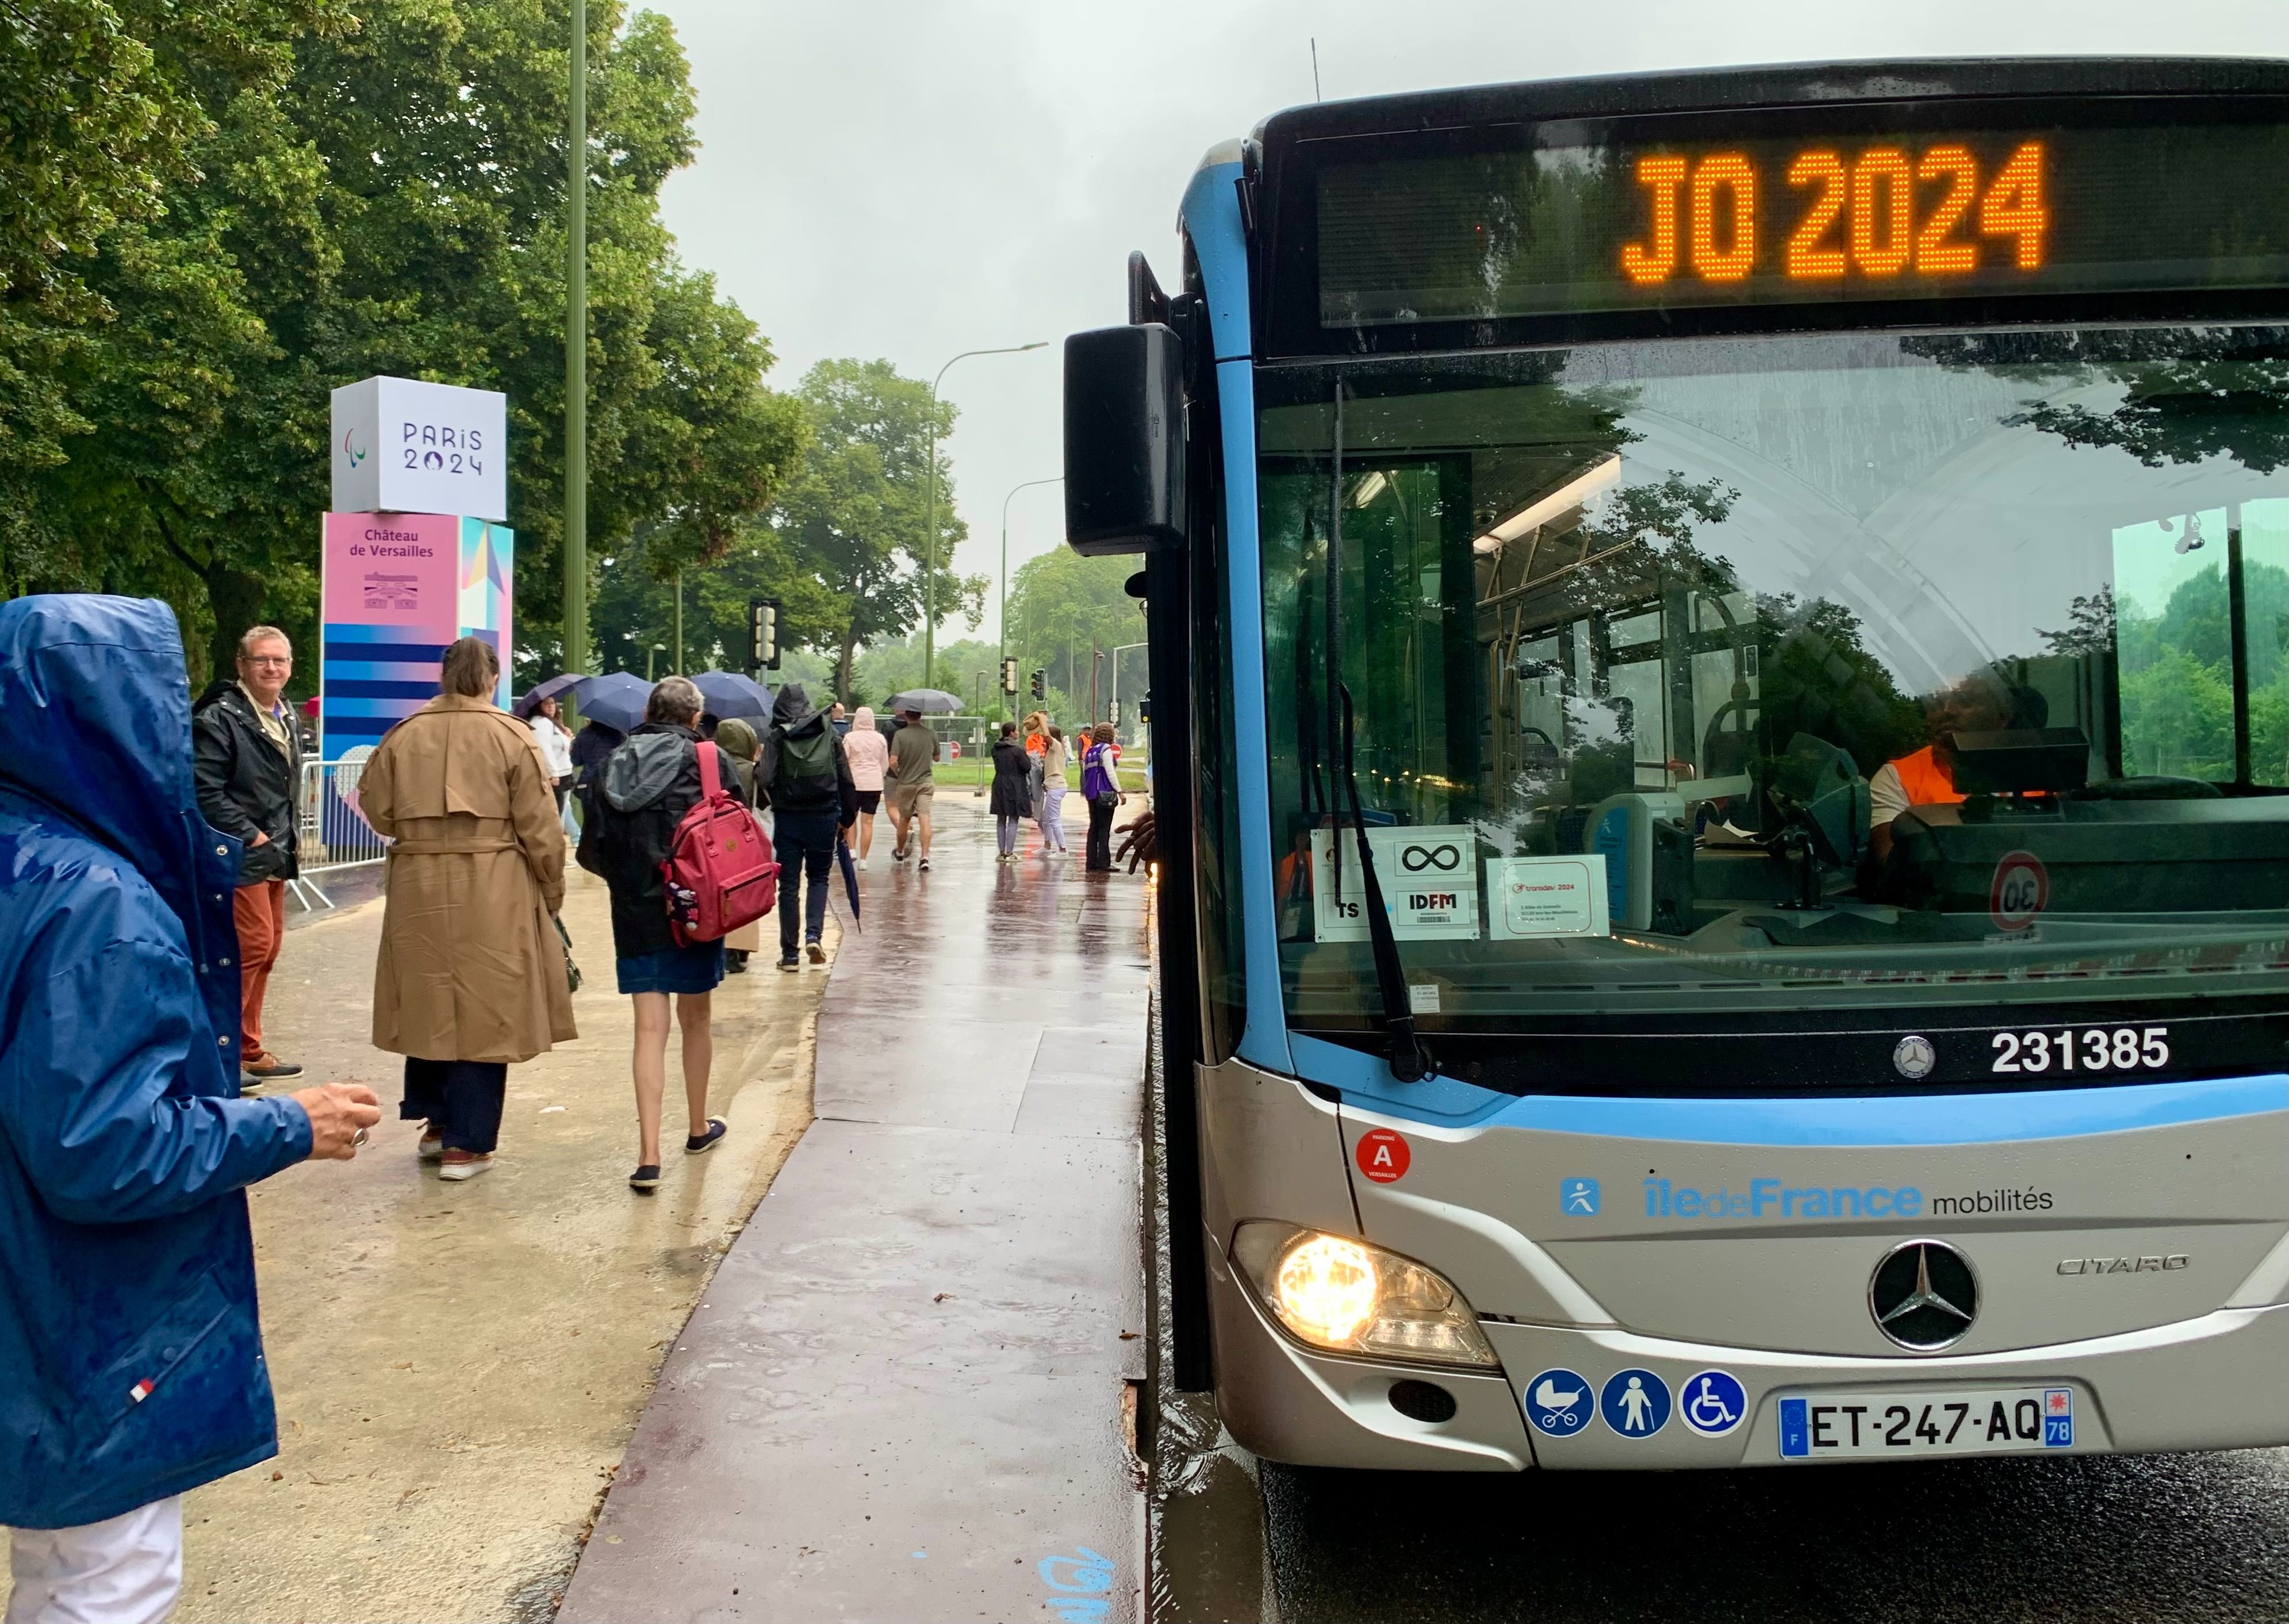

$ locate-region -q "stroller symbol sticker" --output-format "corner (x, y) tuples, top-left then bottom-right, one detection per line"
(1679, 1369), (1746, 1437)
(1523, 1368), (1593, 1437)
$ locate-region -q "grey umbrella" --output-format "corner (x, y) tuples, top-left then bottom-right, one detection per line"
(513, 672), (584, 719)
(885, 688), (961, 715)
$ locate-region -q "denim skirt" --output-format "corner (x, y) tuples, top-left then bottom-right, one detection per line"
(615, 939), (726, 996)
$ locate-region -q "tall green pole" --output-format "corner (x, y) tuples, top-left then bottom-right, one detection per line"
(562, 0), (588, 679)
(673, 569), (684, 675)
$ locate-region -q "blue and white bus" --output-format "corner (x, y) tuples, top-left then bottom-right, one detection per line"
(1065, 57), (2288, 1469)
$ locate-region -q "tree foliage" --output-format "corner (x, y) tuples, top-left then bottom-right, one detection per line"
(1004, 546), (1143, 712)
(766, 358), (984, 700)
(0, 0), (800, 689)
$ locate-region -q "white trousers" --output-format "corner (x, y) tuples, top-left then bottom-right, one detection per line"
(6, 1497), (182, 1624)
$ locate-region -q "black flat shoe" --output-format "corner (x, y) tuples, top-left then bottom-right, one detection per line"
(628, 1164), (661, 1192)
(685, 1119), (728, 1155)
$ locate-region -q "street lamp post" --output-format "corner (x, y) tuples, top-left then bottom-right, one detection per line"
(998, 475), (1061, 724)
(921, 343), (1048, 689)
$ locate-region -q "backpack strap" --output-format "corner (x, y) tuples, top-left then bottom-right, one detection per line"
(696, 739), (723, 799)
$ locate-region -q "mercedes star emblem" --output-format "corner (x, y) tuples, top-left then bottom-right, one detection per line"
(1869, 1240), (1979, 1352)
(1892, 1034), (1936, 1080)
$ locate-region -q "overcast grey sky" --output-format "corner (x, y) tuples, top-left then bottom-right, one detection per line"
(645, 0), (2283, 642)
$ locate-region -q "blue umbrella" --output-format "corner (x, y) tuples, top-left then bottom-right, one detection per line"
(691, 670), (772, 721)
(573, 671), (653, 733)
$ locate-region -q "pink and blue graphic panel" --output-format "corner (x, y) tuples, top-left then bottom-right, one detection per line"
(320, 511), (514, 752)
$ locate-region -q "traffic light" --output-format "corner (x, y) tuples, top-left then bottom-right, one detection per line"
(747, 597), (781, 671)
(1109, 699), (1122, 728)
(1029, 669), (1046, 701)
(1000, 657), (1018, 696)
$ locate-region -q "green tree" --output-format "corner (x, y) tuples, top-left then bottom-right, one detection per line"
(1004, 547), (1142, 714)
(768, 358), (985, 700)
(2, 0), (801, 691)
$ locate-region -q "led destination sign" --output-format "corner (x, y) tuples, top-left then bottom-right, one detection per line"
(1314, 111), (2289, 328)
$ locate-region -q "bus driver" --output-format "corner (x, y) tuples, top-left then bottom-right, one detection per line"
(1868, 669), (2045, 863)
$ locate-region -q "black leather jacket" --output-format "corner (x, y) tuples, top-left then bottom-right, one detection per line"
(191, 681), (301, 885)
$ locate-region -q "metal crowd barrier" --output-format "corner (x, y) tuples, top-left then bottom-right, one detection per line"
(290, 751), (388, 911)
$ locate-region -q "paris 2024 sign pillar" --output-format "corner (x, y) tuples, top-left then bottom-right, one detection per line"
(321, 377), (513, 755)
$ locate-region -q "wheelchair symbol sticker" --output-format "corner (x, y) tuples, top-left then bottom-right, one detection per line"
(1522, 1368), (1593, 1437)
(1679, 1369), (1746, 1438)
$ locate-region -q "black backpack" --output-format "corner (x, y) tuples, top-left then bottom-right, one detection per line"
(772, 723), (839, 813)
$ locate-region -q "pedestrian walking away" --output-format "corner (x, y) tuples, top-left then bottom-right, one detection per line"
(530, 692), (580, 842)
(990, 720), (1033, 862)
(757, 682), (858, 967)
(842, 704), (888, 865)
(358, 638), (578, 1181)
(577, 675), (730, 1192)
(884, 705), (940, 871)
(1, 595), (382, 1624)
(1082, 722), (1123, 872)
(711, 716), (765, 973)
(191, 623), (305, 1089)
(1037, 723), (1071, 855)
(569, 713), (625, 797)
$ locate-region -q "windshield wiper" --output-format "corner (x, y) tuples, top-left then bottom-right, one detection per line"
(1327, 381), (1432, 1084)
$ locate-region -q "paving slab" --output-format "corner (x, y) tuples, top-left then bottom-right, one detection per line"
(561, 805), (1152, 1624)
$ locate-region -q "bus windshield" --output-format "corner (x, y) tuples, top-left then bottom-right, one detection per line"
(1256, 324), (2288, 1042)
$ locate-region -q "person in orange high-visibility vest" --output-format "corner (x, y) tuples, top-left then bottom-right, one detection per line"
(1869, 671), (2038, 862)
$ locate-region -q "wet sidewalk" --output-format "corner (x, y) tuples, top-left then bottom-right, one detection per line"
(560, 802), (1153, 1623)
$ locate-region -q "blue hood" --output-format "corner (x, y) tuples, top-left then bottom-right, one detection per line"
(0, 595), (242, 975)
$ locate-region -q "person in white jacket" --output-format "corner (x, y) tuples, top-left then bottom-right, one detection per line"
(530, 694), (579, 840)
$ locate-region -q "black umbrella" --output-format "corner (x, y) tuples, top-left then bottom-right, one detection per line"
(834, 831), (861, 933)
(513, 672), (584, 719)
(886, 688), (961, 715)
(572, 671), (653, 733)
(691, 670), (772, 721)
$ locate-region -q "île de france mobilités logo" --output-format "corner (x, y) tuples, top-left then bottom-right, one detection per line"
(342, 427), (367, 467)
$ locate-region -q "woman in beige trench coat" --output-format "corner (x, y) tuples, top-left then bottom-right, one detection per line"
(359, 638), (577, 1180)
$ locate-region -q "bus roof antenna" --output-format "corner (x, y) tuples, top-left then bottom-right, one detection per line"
(1312, 38), (1321, 102)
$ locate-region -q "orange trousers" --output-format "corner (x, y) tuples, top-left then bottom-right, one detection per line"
(232, 879), (286, 1064)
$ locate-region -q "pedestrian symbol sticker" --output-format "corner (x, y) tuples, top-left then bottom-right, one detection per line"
(1355, 1128), (1410, 1184)
(1600, 1368), (1670, 1437)
(1679, 1369), (1746, 1437)
(1560, 1177), (1600, 1215)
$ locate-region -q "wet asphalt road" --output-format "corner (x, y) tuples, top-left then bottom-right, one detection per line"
(1248, 1445), (2289, 1623)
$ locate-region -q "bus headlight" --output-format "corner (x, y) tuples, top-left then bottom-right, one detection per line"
(1230, 1222), (1498, 1369)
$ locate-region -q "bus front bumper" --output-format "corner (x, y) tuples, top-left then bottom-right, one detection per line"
(1209, 1244), (2289, 1469)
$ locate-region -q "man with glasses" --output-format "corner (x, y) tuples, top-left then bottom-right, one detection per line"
(193, 627), (305, 1088)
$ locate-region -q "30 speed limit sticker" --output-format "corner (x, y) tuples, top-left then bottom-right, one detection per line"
(1989, 850), (2049, 932)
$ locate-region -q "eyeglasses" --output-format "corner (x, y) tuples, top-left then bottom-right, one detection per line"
(243, 656), (293, 668)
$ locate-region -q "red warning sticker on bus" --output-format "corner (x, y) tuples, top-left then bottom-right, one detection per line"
(1989, 849), (2049, 932)
(1355, 1128), (1411, 1184)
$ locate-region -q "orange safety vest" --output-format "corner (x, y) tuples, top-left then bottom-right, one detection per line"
(1890, 743), (1964, 807)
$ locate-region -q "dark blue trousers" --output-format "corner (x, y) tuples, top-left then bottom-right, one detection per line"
(774, 811), (837, 957)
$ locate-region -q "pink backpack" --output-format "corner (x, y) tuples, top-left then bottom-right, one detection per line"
(661, 742), (777, 946)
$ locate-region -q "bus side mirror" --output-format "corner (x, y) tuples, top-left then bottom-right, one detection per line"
(1064, 324), (1185, 555)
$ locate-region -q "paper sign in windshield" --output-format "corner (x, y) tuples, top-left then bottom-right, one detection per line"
(1310, 825), (1481, 942)
(1486, 855), (1611, 939)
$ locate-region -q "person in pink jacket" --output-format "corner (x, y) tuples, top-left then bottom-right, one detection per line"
(842, 705), (890, 865)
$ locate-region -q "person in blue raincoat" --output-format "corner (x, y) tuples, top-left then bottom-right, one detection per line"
(0, 596), (381, 1623)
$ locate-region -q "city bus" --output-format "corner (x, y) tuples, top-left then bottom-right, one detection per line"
(1064, 57), (2289, 1469)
